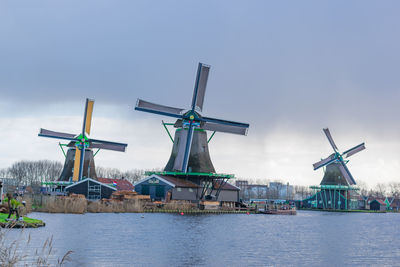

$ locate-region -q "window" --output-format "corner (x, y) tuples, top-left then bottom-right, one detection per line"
(177, 187), (182, 192)
(89, 185), (100, 193)
(188, 188), (193, 192)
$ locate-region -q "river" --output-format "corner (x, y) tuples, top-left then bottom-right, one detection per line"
(4, 211), (400, 266)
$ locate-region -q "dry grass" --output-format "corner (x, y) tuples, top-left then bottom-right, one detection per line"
(162, 200), (196, 211)
(0, 229), (73, 266)
(87, 199), (144, 213)
(32, 195), (87, 214)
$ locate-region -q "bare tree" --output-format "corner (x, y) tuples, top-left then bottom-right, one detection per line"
(387, 182), (400, 198)
(372, 183), (387, 198)
(356, 180), (369, 196)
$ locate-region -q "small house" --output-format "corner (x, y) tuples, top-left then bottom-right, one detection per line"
(369, 199), (386, 211)
(65, 178), (117, 200)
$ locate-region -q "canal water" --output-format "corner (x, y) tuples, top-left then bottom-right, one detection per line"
(5, 211), (400, 266)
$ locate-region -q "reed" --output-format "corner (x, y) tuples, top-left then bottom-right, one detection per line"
(0, 229), (73, 266)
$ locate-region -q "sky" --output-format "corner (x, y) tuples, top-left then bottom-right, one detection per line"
(0, 1), (399, 187)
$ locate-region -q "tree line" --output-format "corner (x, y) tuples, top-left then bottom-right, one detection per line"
(0, 160), (155, 186)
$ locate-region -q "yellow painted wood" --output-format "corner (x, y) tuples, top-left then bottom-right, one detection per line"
(72, 149), (81, 182)
(85, 100), (94, 135)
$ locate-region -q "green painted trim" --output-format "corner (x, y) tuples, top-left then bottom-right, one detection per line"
(310, 185), (359, 190)
(207, 131), (216, 143)
(176, 128), (205, 132)
(59, 143), (67, 158)
(93, 148), (101, 157)
(162, 121), (174, 143)
(41, 181), (73, 186)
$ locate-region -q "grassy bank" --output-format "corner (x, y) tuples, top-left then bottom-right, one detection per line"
(0, 213), (45, 228)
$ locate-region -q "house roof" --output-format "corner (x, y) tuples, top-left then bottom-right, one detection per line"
(133, 175), (177, 187)
(157, 175), (200, 188)
(65, 178), (117, 191)
(97, 178), (134, 191)
(214, 180), (240, 191)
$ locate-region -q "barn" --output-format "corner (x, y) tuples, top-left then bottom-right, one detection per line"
(65, 178), (117, 200)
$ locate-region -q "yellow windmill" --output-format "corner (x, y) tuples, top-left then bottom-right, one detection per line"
(39, 98), (128, 182)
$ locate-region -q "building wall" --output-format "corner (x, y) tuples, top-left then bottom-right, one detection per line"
(66, 181), (88, 196)
(212, 190), (239, 202)
(171, 187), (198, 201)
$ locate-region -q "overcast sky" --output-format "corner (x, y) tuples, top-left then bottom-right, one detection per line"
(0, 1), (399, 187)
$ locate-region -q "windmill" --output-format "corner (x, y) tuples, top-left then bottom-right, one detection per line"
(135, 62), (249, 174)
(313, 128), (365, 186)
(307, 128), (365, 210)
(39, 98), (128, 182)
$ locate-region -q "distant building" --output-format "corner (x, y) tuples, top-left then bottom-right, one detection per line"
(235, 180), (293, 200)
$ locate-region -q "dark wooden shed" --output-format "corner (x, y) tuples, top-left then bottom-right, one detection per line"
(134, 175), (175, 200)
(65, 178), (117, 200)
(369, 199), (386, 211)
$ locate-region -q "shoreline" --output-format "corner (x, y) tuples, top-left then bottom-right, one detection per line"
(299, 208), (391, 213)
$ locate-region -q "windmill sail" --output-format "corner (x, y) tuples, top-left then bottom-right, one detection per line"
(84, 99), (95, 135)
(342, 143), (365, 158)
(72, 148), (82, 182)
(313, 154), (337, 170)
(338, 162), (356, 185)
(201, 121), (248, 135)
(39, 129), (76, 141)
(323, 128), (338, 151)
(191, 63), (210, 112)
(135, 99), (184, 118)
(90, 141), (127, 152)
(173, 129), (189, 171)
